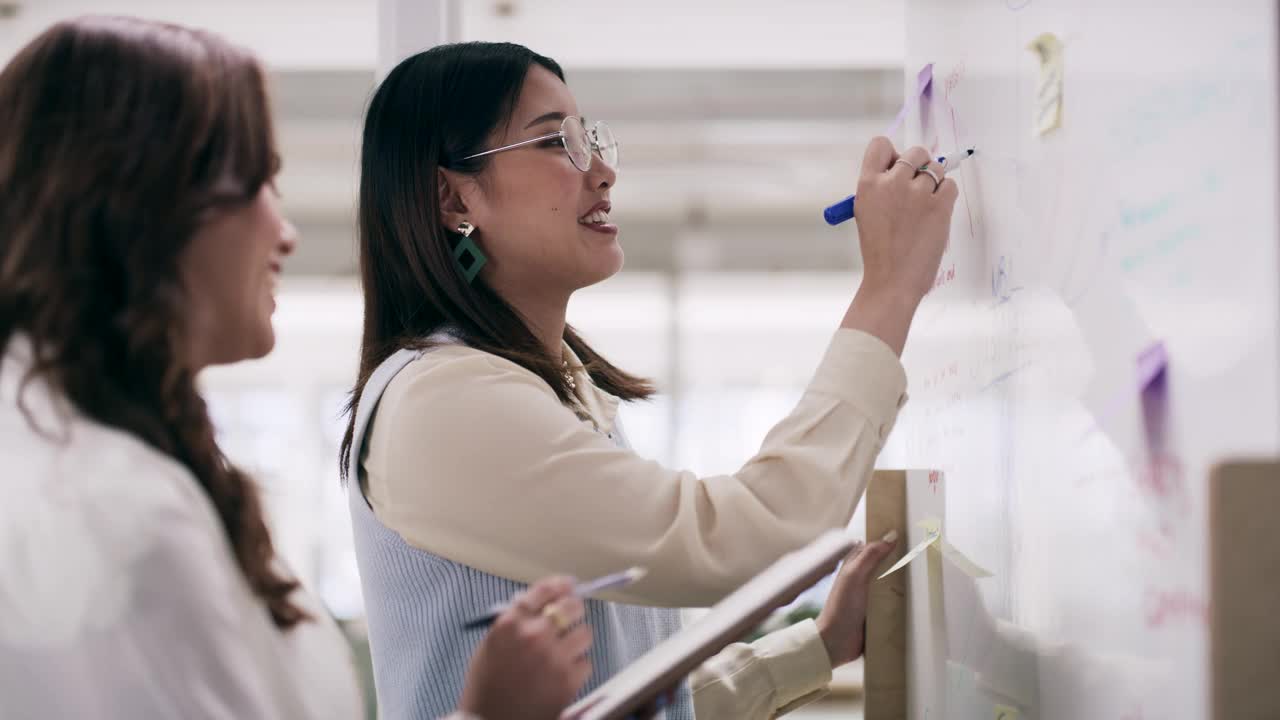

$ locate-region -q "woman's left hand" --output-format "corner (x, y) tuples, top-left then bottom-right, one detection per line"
(814, 533), (899, 668)
(459, 576), (592, 720)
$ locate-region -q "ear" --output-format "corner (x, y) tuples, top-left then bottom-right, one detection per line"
(437, 168), (473, 231)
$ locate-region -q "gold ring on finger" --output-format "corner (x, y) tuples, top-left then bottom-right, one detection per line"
(541, 602), (571, 633)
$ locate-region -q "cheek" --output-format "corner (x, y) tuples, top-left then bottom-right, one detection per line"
(190, 236), (263, 314)
(479, 163), (582, 263)
(547, 187), (584, 230)
(179, 202), (281, 361)
(521, 164), (581, 214)
(496, 187), (572, 238)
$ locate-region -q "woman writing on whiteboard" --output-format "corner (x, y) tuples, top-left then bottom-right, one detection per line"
(342, 42), (957, 718)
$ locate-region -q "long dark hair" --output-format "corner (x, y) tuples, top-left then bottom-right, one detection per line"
(340, 42), (653, 480)
(0, 17), (307, 629)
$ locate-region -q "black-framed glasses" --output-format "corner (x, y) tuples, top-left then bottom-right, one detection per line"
(461, 116), (618, 172)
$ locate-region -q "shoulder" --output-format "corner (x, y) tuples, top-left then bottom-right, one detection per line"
(378, 343), (559, 422)
(0, 399), (231, 647)
(364, 343), (596, 472)
(397, 343), (550, 388)
(5, 396), (216, 532)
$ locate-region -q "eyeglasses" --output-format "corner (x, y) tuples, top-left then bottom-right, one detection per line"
(461, 116), (618, 172)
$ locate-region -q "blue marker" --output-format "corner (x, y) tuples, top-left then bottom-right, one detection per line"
(823, 147), (976, 226)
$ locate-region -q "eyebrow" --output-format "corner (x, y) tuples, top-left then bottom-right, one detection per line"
(524, 111), (564, 129)
(522, 111), (584, 129)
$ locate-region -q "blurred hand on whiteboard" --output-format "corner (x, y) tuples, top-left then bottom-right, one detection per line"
(815, 535), (899, 668)
(841, 137), (958, 354)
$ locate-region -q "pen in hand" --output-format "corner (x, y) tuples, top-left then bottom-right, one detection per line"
(463, 566), (649, 629)
(823, 146), (976, 226)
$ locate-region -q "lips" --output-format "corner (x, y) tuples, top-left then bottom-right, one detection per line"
(578, 202), (611, 226)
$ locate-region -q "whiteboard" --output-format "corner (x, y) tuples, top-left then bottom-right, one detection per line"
(879, 2), (1280, 718)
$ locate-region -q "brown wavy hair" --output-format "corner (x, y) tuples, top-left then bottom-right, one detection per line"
(0, 17), (306, 629)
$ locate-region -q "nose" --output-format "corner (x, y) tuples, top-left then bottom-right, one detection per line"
(586, 155), (616, 191)
(279, 219), (299, 256)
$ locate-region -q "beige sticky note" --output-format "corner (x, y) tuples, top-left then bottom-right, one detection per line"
(1028, 32), (1064, 135)
(876, 518), (941, 580)
(995, 704), (1020, 719)
(940, 538), (994, 578)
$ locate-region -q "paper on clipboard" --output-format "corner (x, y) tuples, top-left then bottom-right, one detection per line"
(562, 530), (863, 720)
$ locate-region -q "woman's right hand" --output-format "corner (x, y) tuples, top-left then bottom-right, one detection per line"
(841, 137), (959, 354)
(457, 577), (593, 720)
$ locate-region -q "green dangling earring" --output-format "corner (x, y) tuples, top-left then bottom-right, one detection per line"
(453, 221), (487, 284)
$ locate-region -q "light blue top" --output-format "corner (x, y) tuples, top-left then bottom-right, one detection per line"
(346, 345), (691, 719)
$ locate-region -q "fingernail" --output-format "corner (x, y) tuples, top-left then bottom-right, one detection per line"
(881, 529), (899, 543)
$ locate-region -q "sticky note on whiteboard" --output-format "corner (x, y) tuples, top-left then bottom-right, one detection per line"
(877, 523), (941, 579)
(876, 517), (993, 579)
(941, 538), (994, 578)
(1028, 32), (1064, 135)
(884, 62), (934, 137)
(1137, 340), (1169, 391)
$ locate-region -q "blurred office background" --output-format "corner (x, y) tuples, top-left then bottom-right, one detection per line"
(1, 1), (905, 715)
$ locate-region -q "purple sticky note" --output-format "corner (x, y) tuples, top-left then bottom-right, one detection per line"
(919, 62), (935, 103)
(1138, 341), (1169, 450)
(884, 63), (934, 137)
(1137, 341), (1169, 391)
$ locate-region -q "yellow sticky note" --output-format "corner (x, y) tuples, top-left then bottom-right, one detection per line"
(876, 519), (941, 579)
(876, 517), (994, 580)
(995, 704), (1019, 719)
(1028, 32), (1063, 135)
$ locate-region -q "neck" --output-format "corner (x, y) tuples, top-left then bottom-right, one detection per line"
(186, 306), (215, 373)
(503, 287), (570, 361)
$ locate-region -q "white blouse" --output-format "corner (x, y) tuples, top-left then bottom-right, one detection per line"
(0, 339), (362, 719)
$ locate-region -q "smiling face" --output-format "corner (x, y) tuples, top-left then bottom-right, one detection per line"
(179, 185), (297, 368)
(441, 65), (622, 302)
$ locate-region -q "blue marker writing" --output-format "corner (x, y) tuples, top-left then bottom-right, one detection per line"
(823, 147), (976, 226)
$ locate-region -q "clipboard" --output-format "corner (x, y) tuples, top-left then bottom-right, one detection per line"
(562, 529), (861, 720)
